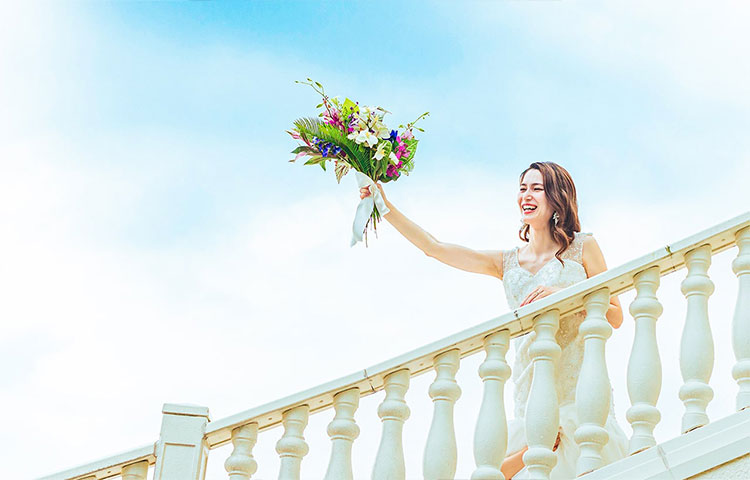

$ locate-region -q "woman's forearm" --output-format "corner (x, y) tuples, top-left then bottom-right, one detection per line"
(382, 200), (439, 256)
(606, 297), (623, 329)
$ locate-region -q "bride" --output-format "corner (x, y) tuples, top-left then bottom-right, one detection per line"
(359, 162), (628, 479)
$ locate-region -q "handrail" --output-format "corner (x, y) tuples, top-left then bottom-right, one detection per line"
(37, 444), (155, 480)
(203, 211), (750, 448)
(39, 210), (750, 479)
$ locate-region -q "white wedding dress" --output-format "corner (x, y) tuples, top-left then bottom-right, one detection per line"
(502, 232), (628, 479)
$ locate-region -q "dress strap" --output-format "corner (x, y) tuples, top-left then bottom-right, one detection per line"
(503, 246), (519, 275)
(564, 231), (592, 264)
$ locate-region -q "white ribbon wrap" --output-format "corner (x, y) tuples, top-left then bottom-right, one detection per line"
(351, 171), (390, 246)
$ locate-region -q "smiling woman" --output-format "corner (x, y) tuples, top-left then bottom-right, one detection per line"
(359, 161), (628, 479)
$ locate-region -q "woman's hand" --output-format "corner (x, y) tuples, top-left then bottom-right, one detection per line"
(520, 285), (561, 307)
(359, 182), (387, 204)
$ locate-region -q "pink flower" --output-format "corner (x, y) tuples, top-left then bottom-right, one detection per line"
(402, 130), (414, 140)
(323, 108), (344, 129)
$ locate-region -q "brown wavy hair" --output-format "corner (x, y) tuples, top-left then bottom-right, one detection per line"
(518, 162), (581, 263)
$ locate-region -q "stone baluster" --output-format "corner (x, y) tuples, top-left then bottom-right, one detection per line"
(225, 423), (258, 480)
(324, 387), (359, 480)
(732, 227), (750, 411)
(524, 310), (561, 480)
(122, 460), (148, 480)
(626, 267), (663, 455)
(679, 244), (715, 433)
(372, 369), (411, 480)
(424, 349), (462, 480)
(276, 405), (309, 480)
(122, 460), (149, 480)
(471, 330), (511, 480)
(323, 388), (360, 480)
(574, 288), (613, 476)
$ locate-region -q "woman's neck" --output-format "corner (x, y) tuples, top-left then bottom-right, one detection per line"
(525, 226), (559, 256)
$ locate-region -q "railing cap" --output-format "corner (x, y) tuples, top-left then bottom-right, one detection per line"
(162, 403), (210, 418)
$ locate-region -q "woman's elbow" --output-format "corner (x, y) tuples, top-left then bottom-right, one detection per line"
(423, 239), (442, 259)
(608, 308), (623, 329)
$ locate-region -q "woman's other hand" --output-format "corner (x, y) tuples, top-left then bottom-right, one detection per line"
(520, 285), (561, 307)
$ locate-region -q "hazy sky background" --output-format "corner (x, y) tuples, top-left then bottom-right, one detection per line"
(2, 2), (749, 479)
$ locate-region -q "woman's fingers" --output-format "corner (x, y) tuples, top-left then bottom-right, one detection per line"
(521, 287), (545, 306)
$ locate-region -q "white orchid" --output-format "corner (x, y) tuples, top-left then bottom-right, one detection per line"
(349, 130), (378, 148)
(374, 142), (387, 160)
(388, 151), (399, 164)
(373, 121), (390, 139)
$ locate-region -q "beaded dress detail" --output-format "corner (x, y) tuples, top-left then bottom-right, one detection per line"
(502, 232), (627, 479)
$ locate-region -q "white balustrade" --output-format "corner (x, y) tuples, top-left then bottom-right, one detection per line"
(626, 266), (663, 455)
(372, 369), (410, 480)
(524, 310), (561, 480)
(225, 423), (258, 480)
(39, 214), (750, 480)
(732, 226), (750, 411)
(424, 349), (462, 480)
(574, 288), (613, 476)
(276, 405), (309, 480)
(323, 388), (360, 480)
(471, 330), (511, 480)
(122, 461), (149, 480)
(153, 403), (210, 480)
(679, 244), (715, 433)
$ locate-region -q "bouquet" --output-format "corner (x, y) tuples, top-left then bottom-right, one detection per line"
(287, 78), (428, 246)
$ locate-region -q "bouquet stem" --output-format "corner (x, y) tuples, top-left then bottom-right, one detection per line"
(363, 204), (382, 248)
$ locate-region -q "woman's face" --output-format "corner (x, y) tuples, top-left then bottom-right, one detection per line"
(518, 168), (553, 228)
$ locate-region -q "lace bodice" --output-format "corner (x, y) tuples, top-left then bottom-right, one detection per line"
(502, 231), (592, 418)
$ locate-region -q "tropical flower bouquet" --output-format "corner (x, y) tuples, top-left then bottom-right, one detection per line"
(287, 78), (428, 246)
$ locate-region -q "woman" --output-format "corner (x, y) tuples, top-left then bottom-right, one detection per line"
(360, 162), (628, 479)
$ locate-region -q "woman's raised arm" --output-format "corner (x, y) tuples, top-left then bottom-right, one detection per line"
(361, 184), (503, 279)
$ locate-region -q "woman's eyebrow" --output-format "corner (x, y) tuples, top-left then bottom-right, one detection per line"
(520, 182), (544, 187)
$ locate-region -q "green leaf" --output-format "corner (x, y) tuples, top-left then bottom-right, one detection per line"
(304, 156), (324, 165)
(334, 160), (351, 183)
(291, 145), (316, 154)
(342, 97), (359, 116)
(320, 160), (327, 171)
(402, 139), (419, 164)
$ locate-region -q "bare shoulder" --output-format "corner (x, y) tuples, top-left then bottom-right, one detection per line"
(581, 234), (608, 277)
(477, 249), (504, 280)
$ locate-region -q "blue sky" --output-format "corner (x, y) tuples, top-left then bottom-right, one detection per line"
(2, 2), (749, 479)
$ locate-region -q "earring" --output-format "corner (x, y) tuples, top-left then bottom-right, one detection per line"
(552, 211), (559, 226)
